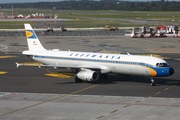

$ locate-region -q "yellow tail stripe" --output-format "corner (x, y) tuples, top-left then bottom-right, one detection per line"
(148, 68), (157, 77)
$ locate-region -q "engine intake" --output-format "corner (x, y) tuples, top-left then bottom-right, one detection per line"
(76, 70), (99, 81)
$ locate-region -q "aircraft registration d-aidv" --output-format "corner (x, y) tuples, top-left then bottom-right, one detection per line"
(16, 24), (174, 86)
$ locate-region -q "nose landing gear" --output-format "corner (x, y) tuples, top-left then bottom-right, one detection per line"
(150, 77), (156, 86)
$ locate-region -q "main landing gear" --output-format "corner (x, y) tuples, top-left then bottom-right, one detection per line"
(150, 77), (156, 86)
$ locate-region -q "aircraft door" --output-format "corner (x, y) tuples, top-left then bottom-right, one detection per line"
(144, 58), (151, 75)
(111, 61), (117, 72)
(73, 58), (79, 66)
(145, 58), (151, 67)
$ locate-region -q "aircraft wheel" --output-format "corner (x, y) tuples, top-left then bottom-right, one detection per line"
(151, 78), (156, 86)
(151, 83), (156, 86)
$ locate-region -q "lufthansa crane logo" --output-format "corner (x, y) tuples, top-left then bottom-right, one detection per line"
(25, 30), (36, 38)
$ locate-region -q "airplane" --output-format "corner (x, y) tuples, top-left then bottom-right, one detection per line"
(17, 23), (174, 86)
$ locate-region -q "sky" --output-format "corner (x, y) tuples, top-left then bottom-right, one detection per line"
(0, 0), (179, 4)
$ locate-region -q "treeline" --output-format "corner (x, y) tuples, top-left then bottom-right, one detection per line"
(1, 0), (180, 11)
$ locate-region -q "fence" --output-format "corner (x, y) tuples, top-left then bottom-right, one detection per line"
(0, 30), (128, 37)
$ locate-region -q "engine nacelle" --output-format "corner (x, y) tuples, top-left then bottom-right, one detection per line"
(76, 70), (99, 81)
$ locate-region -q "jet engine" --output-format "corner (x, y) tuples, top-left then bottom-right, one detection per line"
(76, 70), (99, 81)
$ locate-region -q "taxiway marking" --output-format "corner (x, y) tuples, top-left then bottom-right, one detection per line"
(164, 87), (169, 91)
(148, 81), (180, 98)
(156, 91), (161, 95)
(0, 71), (7, 75)
(45, 73), (74, 78)
(0, 80), (101, 118)
(110, 110), (118, 113)
(0, 76), (122, 118)
(123, 104), (131, 108)
(166, 81), (180, 85)
(0, 44), (9, 51)
(16, 62), (42, 66)
(96, 115), (105, 119)
(0, 56), (17, 59)
(174, 58), (180, 61)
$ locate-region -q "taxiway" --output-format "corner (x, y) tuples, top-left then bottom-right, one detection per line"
(0, 35), (180, 120)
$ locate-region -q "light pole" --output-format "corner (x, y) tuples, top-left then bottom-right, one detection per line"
(12, 6), (14, 19)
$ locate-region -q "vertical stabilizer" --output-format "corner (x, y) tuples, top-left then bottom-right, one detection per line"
(24, 24), (46, 51)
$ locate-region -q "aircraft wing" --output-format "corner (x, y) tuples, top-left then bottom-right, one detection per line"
(16, 62), (111, 73)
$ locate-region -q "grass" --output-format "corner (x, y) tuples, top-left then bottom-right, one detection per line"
(0, 21), (37, 29)
(64, 19), (145, 28)
(0, 9), (180, 29)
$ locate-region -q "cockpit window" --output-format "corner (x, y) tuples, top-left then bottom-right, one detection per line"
(156, 63), (169, 67)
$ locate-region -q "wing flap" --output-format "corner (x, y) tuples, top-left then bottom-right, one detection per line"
(16, 62), (111, 73)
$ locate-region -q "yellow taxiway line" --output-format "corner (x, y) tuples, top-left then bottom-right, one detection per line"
(175, 58), (180, 61)
(0, 56), (17, 59)
(45, 72), (75, 78)
(0, 71), (7, 74)
(166, 81), (179, 85)
(16, 62), (42, 66)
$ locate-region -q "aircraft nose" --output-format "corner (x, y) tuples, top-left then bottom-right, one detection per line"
(169, 67), (174, 75)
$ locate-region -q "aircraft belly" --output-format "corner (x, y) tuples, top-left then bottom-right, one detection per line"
(33, 58), (44, 63)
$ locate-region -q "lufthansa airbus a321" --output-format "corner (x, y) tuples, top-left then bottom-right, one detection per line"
(16, 24), (174, 86)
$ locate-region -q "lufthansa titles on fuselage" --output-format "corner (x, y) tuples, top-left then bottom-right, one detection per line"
(69, 52), (121, 60)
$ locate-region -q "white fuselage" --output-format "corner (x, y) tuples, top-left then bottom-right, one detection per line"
(23, 50), (171, 78)
(22, 23), (174, 84)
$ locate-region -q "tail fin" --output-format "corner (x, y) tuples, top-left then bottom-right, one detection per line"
(24, 24), (46, 51)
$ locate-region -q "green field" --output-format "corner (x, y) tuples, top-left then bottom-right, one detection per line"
(0, 9), (180, 29)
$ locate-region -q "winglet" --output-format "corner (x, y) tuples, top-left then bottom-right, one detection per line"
(127, 52), (131, 55)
